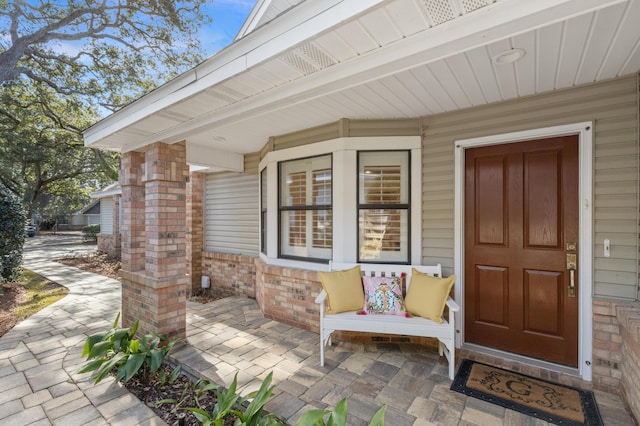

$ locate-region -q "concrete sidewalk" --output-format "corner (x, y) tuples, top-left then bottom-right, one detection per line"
(0, 235), (635, 425)
(0, 236), (163, 425)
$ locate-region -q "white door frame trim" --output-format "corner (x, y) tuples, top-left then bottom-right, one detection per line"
(453, 122), (594, 381)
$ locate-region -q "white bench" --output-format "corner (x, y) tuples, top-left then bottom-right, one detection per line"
(315, 263), (460, 380)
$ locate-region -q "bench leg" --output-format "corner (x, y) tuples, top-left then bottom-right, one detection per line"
(439, 339), (456, 380)
(449, 349), (455, 380)
(320, 331), (325, 367)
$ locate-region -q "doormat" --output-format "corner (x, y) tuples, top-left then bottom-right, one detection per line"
(450, 359), (603, 425)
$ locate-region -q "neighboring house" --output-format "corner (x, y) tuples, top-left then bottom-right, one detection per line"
(90, 183), (121, 258)
(83, 0), (640, 418)
(79, 199), (101, 226)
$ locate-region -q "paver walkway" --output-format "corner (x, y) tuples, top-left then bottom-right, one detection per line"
(0, 235), (636, 425)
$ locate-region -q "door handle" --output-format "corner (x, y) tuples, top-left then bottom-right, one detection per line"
(567, 253), (577, 298)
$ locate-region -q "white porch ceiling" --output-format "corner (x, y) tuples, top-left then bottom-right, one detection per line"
(84, 0), (640, 170)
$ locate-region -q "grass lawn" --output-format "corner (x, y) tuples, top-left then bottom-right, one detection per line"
(0, 270), (68, 337)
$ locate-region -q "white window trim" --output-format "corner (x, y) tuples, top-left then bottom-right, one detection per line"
(259, 136), (422, 270)
(453, 122), (594, 381)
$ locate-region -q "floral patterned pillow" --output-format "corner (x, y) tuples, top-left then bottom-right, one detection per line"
(361, 276), (408, 316)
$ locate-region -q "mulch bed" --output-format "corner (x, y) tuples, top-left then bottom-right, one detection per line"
(56, 252), (121, 280)
(0, 282), (27, 337)
(124, 364), (237, 426)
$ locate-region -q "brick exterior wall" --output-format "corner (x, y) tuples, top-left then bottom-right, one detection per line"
(592, 298), (640, 420)
(202, 252), (256, 298)
(592, 299), (623, 393)
(618, 303), (640, 421)
(255, 259), (321, 332)
(186, 172), (204, 296)
(97, 234), (118, 258)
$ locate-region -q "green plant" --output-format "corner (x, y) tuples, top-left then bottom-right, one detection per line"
(158, 364), (182, 386)
(295, 398), (386, 426)
(0, 186), (26, 285)
(77, 313), (179, 384)
(163, 371), (283, 426)
(82, 224), (100, 241)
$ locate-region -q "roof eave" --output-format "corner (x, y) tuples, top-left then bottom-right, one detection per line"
(83, 0), (384, 150)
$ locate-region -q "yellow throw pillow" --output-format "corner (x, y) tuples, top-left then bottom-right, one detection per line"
(405, 268), (456, 323)
(318, 265), (364, 314)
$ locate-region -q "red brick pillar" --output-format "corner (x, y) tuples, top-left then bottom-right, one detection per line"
(120, 151), (146, 329)
(113, 194), (121, 258)
(120, 152), (145, 271)
(144, 141), (189, 339)
(119, 142), (189, 340)
(186, 172), (204, 296)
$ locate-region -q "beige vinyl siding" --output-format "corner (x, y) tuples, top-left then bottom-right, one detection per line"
(100, 198), (114, 235)
(204, 152), (260, 256)
(266, 118), (421, 154)
(244, 151), (260, 173)
(421, 75), (639, 300)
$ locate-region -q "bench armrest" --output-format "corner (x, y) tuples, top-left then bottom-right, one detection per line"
(315, 290), (327, 305)
(446, 297), (460, 312)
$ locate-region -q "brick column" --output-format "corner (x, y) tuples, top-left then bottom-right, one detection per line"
(120, 152), (146, 271)
(119, 142), (189, 340)
(120, 151), (146, 329)
(113, 194), (121, 258)
(144, 142), (189, 339)
(186, 172), (204, 296)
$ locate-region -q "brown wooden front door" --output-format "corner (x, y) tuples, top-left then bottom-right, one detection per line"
(464, 136), (579, 367)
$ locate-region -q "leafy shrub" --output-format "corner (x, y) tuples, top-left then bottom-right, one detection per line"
(164, 372), (386, 426)
(0, 187), (26, 284)
(162, 371), (283, 426)
(295, 398), (386, 426)
(82, 224), (100, 241)
(77, 313), (179, 384)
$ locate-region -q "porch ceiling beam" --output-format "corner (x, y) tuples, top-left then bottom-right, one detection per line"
(119, 0), (624, 153)
(186, 144), (244, 173)
(84, 0), (386, 148)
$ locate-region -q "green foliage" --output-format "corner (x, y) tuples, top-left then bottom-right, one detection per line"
(0, 186), (26, 284)
(0, 1), (212, 218)
(162, 372), (284, 426)
(82, 224), (101, 241)
(0, 83), (119, 218)
(77, 313), (179, 384)
(1, 1), (211, 120)
(294, 399), (386, 426)
(158, 364), (182, 386)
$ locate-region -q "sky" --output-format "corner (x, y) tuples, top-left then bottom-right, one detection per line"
(0, 0), (258, 62)
(200, 0), (258, 57)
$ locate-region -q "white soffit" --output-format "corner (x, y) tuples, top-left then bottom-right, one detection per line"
(84, 0), (637, 159)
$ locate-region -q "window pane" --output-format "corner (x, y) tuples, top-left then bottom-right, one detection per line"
(313, 209), (332, 248)
(281, 155), (331, 207)
(279, 155), (332, 261)
(260, 168), (267, 209)
(260, 169), (267, 253)
(288, 210), (306, 247)
(281, 210), (332, 259)
(359, 209), (408, 262)
(359, 151), (408, 205)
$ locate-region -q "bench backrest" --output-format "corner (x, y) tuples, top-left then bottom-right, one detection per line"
(329, 262), (442, 292)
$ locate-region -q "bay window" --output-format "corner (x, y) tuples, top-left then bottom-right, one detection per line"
(259, 136), (421, 267)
